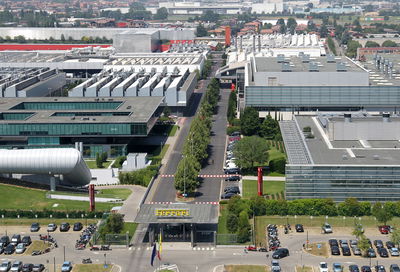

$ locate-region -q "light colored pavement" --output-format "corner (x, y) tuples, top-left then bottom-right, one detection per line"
(242, 175), (286, 181)
(48, 194), (121, 203)
(95, 185), (146, 222)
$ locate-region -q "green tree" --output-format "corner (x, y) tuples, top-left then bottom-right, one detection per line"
(365, 41), (380, 47)
(358, 235), (371, 257)
(226, 213), (239, 233)
(286, 17), (297, 29)
(227, 91), (237, 124)
(196, 24), (208, 37)
(346, 40), (361, 58)
(320, 24), (328, 38)
(154, 7), (168, 20)
(163, 106), (171, 117)
(240, 107), (260, 136)
(260, 115), (279, 139)
(249, 196), (267, 216)
(372, 202), (393, 225)
(233, 136), (269, 169)
(201, 10), (219, 23)
(352, 223), (364, 239)
(237, 210), (251, 243)
(391, 228), (400, 248)
(174, 156), (199, 195)
(343, 198), (362, 216)
(100, 213), (124, 239)
(95, 153), (102, 168)
(382, 40), (398, 47)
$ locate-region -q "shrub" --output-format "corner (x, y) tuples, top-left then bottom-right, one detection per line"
(269, 157), (286, 174)
(119, 166), (158, 186)
(303, 126), (311, 132)
(112, 156), (126, 168)
(226, 213), (239, 233)
(227, 126), (241, 135)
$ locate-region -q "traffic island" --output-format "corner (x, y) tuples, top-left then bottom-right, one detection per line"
(224, 265), (270, 272)
(304, 242), (329, 257)
(72, 264), (114, 272)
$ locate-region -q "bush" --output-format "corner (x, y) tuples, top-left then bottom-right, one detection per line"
(226, 213), (239, 233)
(237, 226), (250, 243)
(269, 157), (286, 174)
(119, 166), (158, 186)
(112, 156), (126, 168)
(303, 126), (311, 132)
(227, 126), (241, 135)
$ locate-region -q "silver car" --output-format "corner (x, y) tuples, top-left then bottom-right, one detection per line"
(0, 261), (11, 272)
(390, 247), (400, 256)
(10, 261), (22, 272)
(351, 246), (361, 255)
(15, 243), (25, 254)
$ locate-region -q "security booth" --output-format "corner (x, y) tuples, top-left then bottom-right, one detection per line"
(135, 203), (218, 247)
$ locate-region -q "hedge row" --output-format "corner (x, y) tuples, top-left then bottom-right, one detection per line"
(0, 210), (104, 218)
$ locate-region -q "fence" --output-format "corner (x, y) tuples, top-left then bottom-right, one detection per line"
(216, 234), (238, 245)
(105, 233), (129, 246)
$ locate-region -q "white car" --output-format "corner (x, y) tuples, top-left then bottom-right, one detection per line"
(15, 243), (25, 254)
(319, 262), (329, 272)
(47, 223), (57, 232)
(0, 261), (10, 272)
(390, 247), (400, 256)
(322, 223), (333, 233)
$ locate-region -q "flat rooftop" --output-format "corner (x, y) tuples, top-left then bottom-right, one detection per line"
(0, 97), (162, 124)
(363, 53), (400, 86)
(254, 55), (364, 73)
(282, 113), (400, 166)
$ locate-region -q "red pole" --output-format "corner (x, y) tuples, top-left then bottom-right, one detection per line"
(257, 167), (263, 196)
(89, 184), (95, 211)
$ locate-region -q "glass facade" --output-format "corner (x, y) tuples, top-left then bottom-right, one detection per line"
(0, 123), (147, 136)
(11, 102), (122, 110)
(286, 165), (400, 202)
(28, 137), (60, 145)
(0, 113), (34, 120)
(245, 86), (400, 108)
(52, 112), (131, 117)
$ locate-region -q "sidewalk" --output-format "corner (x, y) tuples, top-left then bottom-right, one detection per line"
(242, 175), (286, 181)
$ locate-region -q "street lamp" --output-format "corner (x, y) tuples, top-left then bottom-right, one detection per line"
(182, 155), (186, 197)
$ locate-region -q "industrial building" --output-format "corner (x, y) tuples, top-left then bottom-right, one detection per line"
(0, 97), (163, 158)
(218, 53), (400, 118)
(281, 112), (400, 202)
(0, 67), (65, 97)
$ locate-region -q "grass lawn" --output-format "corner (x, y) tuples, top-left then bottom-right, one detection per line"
(0, 218), (98, 226)
(225, 265), (269, 272)
(25, 240), (51, 255)
(72, 264), (113, 272)
(306, 242), (329, 258)
(85, 160), (113, 169)
(121, 222), (138, 239)
(168, 125), (178, 137)
(0, 184), (115, 211)
(96, 188), (132, 200)
(268, 148), (286, 162)
(296, 266), (313, 272)
(242, 180), (285, 199)
(217, 204), (229, 235)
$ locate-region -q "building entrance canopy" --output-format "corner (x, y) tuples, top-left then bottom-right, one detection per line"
(135, 203), (218, 224)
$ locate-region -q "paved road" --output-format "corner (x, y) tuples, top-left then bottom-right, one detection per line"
(151, 54), (224, 203)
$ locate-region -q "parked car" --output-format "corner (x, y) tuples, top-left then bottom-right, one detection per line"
(73, 222), (83, 231)
(322, 223), (332, 233)
(4, 244), (15, 255)
(32, 264), (44, 272)
(331, 245), (340, 255)
(61, 262), (72, 272)
(246, 245), (257, 251)
(0, 261), (11, 272)
(230, 131), (241, 137)
(30, 223), (40, 232)
(272, 248), (289, 259)
(375, 265), (386, 272)
(351, 246), (361, 255)
(367, 248), (377, 258)
(15, 243), (26, 254)
(225, 175), (241, 182)
(379, 225), (390, 234)
(361, 267), (372, 272)
(378, 248), (389, 258)
(349, 265), (360, 272)
(47, 223), (57, 232)
(389, 247), (399, 256)
(390, 265), (400, 272)
(319, 262), (328, 272)
(10, 261), (22, 272)
(0, 236), (9, 247)
(339, 240), (349, 248)
(295, 224), (304, 232)
(374, 240), (384, 249)
(10, 234), (21, 246)
(342, 246), (351, 256)
(271, 260), (281, 272)
(350, 240), (358, 247)
(221, 192), (236, 199)
(0, 245), (5, 254)
(21, 236), (31, 246)
(258, 247), (267, 252)
(22, 264), (33, 272)
(60, 223), (70, 232)
(386, 241), (395, 249)
(329, 239), (339, 247)
(224, 168), (240, 175)
(224, 186), (240, 194)
(333, 263), (343, 272)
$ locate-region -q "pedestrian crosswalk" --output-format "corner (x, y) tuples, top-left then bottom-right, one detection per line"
(147, 201), (219, 205)
(129, 246), (215, 251)
(160, 174), (242, 178)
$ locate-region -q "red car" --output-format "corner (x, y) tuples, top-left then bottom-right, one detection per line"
(229, 136), (241, 142)
(379, 225), (390, 234)
(246, 245), (257, 251)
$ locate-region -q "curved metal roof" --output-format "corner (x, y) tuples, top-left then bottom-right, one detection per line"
(0, 148), (91, 185)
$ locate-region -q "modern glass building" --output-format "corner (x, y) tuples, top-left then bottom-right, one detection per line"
(281, 113), (400, 202)
(0, 97), (162, 158)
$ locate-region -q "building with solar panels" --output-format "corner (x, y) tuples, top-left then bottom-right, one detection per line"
(239, 54), (400, 119)
(281, 112), (400, 202)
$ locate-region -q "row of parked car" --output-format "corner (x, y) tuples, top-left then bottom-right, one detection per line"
(0, 235), (32, 255)
(320, 262), (400, 272)
(329, 238), (399, 258)
(223, 132), (240, 176)
(0, 261), (44, 272)
(31, 222), (83, 232)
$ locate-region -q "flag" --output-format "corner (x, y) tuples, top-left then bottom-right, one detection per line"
(159, 232), (162, 255)
(150, 243), (157, 266)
